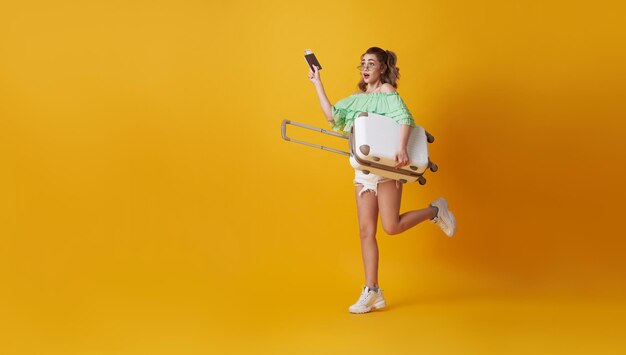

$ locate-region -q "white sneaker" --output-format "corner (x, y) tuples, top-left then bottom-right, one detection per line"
(430, 198), (456, 237)
(348, 286), (386, 314)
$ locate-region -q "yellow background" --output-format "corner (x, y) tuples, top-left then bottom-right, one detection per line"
(1, 0), (625, 354)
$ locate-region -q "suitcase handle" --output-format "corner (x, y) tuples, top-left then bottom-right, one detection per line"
(281, 119), (350, 157)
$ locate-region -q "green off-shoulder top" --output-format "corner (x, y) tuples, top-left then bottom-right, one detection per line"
(330, 92), (415, 133)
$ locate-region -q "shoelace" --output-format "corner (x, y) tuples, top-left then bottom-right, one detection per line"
(356, 289), (373, 305)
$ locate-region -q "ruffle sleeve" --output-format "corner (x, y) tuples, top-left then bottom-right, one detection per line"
(329, 92), (415, 133)
(384, 93), (415, 126)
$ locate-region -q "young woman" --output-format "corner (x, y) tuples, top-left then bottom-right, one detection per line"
(307, 47), (457, 314)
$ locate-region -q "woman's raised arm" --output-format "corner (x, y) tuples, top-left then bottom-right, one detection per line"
(308, 65), (334, 123)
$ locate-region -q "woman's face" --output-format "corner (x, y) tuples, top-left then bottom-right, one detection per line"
(360, 53), (385, 84)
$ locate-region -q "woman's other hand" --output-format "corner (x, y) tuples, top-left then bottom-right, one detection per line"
(308, 65), (321, 85)
(394, 148), (410, 168)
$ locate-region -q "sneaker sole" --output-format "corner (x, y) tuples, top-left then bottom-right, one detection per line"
(349, 300), (386, 314)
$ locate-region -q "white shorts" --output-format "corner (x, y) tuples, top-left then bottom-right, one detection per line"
(353, 169), (399, 197)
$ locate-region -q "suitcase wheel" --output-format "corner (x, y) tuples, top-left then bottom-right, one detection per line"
(359, 144), (371, 156)
(426, 132), (435, 143)
(418, 176), (427, 185)
(429, 162), (438, 172)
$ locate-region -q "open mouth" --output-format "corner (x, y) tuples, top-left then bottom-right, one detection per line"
(363, 73), (370, 79)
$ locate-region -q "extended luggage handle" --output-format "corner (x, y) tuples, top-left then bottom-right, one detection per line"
(281, 117), (439, 184)
(281, 119), (351, 157)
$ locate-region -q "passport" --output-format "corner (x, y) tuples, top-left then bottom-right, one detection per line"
(304, 49), (322, 71)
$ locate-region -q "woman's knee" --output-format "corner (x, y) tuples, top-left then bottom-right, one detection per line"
(359, 225), (377, 240)
(381, 220), (401, 235)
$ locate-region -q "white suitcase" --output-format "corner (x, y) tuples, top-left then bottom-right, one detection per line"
(281, 113), (437, 185)
(349, 112), (434, 184)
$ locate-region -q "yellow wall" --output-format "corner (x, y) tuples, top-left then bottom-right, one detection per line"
(1, 0), (625, 354)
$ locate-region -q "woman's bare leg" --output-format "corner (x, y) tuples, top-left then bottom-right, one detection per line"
(377, 180), (437, 235)
(355, 184), (380, 288)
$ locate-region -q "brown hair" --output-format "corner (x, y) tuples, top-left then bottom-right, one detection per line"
(357, 47), (401, 92)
